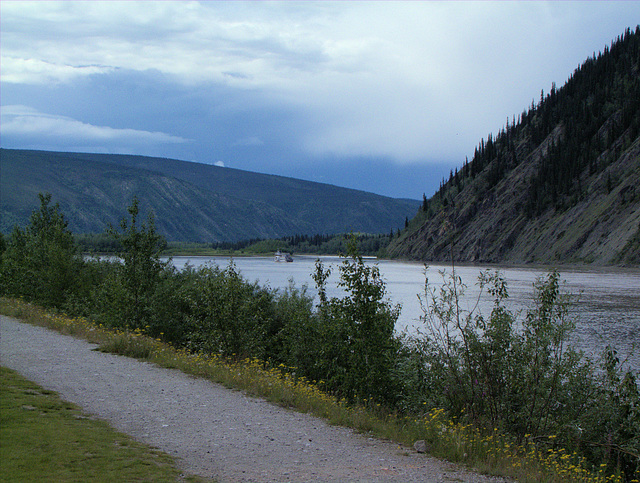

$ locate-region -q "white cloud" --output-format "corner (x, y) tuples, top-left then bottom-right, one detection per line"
(233, 136), (264, 147)
(0, 1), (328, 87)
(0, 56), (115, 84)
(1, 105), (189, 146)
(214, 160), (225, 168)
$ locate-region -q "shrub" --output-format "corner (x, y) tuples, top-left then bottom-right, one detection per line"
(311, 239), (401, 405)
(578, 346), (640, 479)
(269, 280), (316, 369)
(403, 267), (639, 480)
(98, 197), (168, 330)
(184, 262), (281, 360)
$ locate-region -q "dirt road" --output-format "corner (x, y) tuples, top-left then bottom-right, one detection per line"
(1, 315), (506, 482)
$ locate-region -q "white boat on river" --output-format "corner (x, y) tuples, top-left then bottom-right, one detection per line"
(274, 250), (293, 262)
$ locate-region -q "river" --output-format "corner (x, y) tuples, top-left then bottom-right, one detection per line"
(168, 255), (640, 373)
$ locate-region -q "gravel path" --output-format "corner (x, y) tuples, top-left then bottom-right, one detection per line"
(1, 315), (506, 483)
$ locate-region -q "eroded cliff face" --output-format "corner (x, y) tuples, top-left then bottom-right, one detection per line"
(389, 133), (640, 266)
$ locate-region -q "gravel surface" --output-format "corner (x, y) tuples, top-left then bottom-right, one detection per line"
(1, 315), (507, 482)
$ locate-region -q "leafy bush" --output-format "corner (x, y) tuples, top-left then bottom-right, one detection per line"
(269, 281), (316, 370)
(183, 262), (280, 360)
(579, 346), (640, 479)
(398, 267), (639, 480)
(94, 197), (168, 330)
(310, 239), (401, 405)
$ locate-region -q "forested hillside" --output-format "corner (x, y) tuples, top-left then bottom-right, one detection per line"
(389, 27), (640, 265)
(0, 149), (419, 242)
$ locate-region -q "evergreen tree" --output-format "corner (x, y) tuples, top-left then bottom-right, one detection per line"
(100, 197), (168, 330)
(0, 193), (82, 308)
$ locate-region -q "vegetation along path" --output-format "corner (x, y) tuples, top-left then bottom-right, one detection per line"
(0, 315), (507, 483)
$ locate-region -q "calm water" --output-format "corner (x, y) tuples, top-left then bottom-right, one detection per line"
(169, 255), (640, 373)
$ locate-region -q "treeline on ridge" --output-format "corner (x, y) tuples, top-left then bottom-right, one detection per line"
(211, 232), (395, 256)
(434, 26), (639, 216)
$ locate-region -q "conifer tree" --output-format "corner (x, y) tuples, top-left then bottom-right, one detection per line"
(0, 193), (81, 308)
(103, 197), (168, 330)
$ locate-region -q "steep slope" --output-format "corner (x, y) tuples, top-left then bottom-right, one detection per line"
(388, 27), (640, 266)
(1, 149), (419, 242)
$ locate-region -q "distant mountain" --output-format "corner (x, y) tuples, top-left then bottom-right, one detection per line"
(388, 27), (640, 266)
(0, 148), (420, 243)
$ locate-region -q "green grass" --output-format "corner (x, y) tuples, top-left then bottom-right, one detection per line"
(0, 297), (627, 483)
(0, 366), (211, 483)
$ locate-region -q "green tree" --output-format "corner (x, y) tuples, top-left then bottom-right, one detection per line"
(312, 238), (400, 404)
(0, 193), (81, 308)
(414, 269), (598, 440)
(0, 233), (6, 259)
(98, 197), (168, 330)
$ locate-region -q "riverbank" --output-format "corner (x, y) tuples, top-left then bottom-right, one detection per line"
(163, 254), (640, 374)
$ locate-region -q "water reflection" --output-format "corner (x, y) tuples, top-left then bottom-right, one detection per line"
(168, 256), (639, 373)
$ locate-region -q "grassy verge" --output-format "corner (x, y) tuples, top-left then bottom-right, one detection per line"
(0, 365), (210, 482)
(0, 297), (626, 483)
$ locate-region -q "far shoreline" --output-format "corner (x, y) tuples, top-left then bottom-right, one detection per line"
(85, 250), (640, 273)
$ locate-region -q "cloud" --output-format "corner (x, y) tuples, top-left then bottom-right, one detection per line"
(0, 1), (329, 88)
(233, 136), (265, 147)
(214, 160), (225, 168)
(1, 105), (189, 148)
(1, 1), (637, 167)
(0, 56), (115, 84)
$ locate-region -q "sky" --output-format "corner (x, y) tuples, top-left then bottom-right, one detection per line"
(1, 1), (638, 200)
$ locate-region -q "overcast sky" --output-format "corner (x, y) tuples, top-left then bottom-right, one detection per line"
(1, 1), (638, 199)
